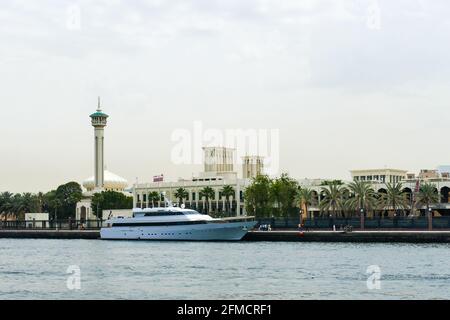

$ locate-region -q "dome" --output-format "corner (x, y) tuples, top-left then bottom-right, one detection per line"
(83, 170), (128, 192)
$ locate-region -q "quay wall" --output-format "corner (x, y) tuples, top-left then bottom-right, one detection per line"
(244, 231), (450, 243)
(0, 230), (100, 239)
(2, 230), (450, 243)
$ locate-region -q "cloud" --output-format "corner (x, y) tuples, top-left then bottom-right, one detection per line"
(1, 0), (450, 191)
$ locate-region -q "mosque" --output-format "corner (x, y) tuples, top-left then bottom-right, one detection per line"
(75, 99), (130, 222)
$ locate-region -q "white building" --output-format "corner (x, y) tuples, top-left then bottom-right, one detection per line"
(25, 213), (49, 228)
(350, 168), (408, 184)
(133, 147), (265, 216)
(297, 168), (450, 219)
(75, 99), (131, 222)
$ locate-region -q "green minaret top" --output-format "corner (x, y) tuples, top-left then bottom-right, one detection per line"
(90, 97), (109, 119)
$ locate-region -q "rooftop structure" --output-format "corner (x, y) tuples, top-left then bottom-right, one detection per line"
(90, 97), (109, 190)
(350, 168), (408, 184)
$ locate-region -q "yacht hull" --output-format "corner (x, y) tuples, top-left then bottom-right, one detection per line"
(100, 221), (256, 241)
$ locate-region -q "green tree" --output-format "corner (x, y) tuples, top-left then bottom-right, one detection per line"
(51, 198), (62, 222)
(200, 187), (215, 214)
(296, 187), (317, 219)
(43, 191), (58, 218)
(148, 191), (160, 207)
(55, 182), (83, 218)
(35, 192), (45, 213)
(380, 182), (409, 217)
(269, 179), (283, 216)
(320, 180), (344, 186)
(346, 181), (378, 218)
(244, 175), (272, 217)
(272, 173), (299, 217)
(91, 191), (133, 218)
(268, 174), (299, 217)
(417, 183), (440, 210)
(11, 194), (25, 217)
(0, 192), (14, 213)
(220, 185), (235, 214)
(174, 188), (189, 207)
(417, 183), (440, 230)
(320, 182), (346, 218)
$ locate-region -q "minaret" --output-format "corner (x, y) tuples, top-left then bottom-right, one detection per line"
(90, 97), (109, 190)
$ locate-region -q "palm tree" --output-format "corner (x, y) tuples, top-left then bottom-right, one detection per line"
(174, 188), (189, 207)
(220, 185), (235, 214)
(346, 181), (378, 215)
(417, 183), (440, 230)
(346, 181), (377, 229)
(22, 193), (37, 214)
(417, 183), (440, 211)
(341, 188), (353, 218)
(51, 198), (62, 229)
(35, 192), (45, 213)
(0, 192), (14, 213)
(296, 187), (316, 221)
(320, 182), (346, 218)
(200, 187), (215, 214)
(380, 182), (409, 217)
(148, 192), (160, 207)
(11, 194), (25, 217)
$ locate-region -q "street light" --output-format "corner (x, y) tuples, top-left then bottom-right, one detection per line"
(55, 207), (58, 231)
(360, 208), (365, 231)
(428, 207), (433, 231)
(299, 209), (303, 230)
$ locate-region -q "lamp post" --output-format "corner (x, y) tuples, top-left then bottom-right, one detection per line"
(55, 207), (58, 231)
(360, 208), (365, 231)
(299, 209), (303, 230)
(428, 207), (433, 231)
(97, 202), (100, 229)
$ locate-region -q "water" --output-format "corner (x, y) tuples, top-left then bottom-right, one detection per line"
(1, 239), (449, 300)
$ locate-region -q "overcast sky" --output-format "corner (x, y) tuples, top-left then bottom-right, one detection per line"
(1, 0), (450, 193)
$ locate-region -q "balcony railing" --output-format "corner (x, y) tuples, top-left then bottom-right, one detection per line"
(255, 216), (450, 230)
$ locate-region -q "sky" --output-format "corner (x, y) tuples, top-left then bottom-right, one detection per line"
(1, 0), (450, 193)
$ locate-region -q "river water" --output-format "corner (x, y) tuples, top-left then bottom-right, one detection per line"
(1, 239), (449, 300)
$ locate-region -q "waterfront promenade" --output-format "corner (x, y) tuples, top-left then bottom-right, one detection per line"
(2, 229), (450, 242)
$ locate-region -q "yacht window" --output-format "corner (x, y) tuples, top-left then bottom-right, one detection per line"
(182, 211), (201, 215)
(143, 211), (184, 217)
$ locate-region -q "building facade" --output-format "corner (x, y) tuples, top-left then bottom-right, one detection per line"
(133, 147), (265, 216)
(350, 169), (408, 184)
(298, 168), (450, 219)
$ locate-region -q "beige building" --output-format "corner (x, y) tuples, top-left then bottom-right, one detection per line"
(418, 169), (440, 180)
(350, 169), (408, 184)
(242, 156), (264, 179)
(199, 147), (237, 180)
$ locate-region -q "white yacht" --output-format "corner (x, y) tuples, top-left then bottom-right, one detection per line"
(100, 207), (257, 241)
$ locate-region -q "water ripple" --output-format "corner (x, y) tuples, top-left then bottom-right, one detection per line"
(1, 239), (450, 299)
